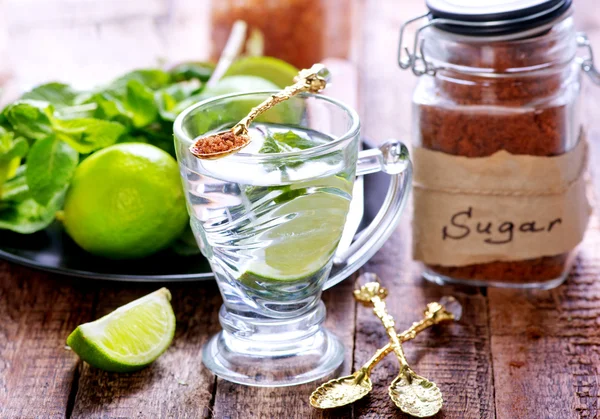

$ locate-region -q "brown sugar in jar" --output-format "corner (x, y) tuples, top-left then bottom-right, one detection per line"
(402, 1), (595, 289)
(210, 0), (358, 70)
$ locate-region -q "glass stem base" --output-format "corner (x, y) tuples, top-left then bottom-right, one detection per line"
(202, 301), (345, 387)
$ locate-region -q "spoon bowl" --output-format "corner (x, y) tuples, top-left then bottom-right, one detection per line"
(309, 368), (372, 409)
(389, 369), (443, 418)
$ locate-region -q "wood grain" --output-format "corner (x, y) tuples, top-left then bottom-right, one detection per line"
(0, 262), (95, 418)
(488, 220), (600, 419)
(70, 282), (223, 418)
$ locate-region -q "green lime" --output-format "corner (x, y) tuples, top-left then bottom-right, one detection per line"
(62, 143), (188, 259)
(66, 288), (176, 373)
(243, 177), (352, 282)
(202, 74), (279, 97)
(224, 56), (298, 88)
(187, 75), (303, 132)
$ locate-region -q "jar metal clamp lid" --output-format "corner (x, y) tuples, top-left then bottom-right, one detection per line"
(398, 0), (600, 83)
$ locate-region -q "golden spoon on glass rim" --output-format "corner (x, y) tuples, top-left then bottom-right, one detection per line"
(310, 292), (460, 410)
(353, 273), (445, 417)
(189, 63), (330, 160)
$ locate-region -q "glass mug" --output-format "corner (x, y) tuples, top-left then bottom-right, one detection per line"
(174, 92), (412, 386)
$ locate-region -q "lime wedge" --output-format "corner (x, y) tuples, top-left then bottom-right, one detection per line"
(224, 56), (298, 88)
(243, 177), (352, 283)
(66, 288), (176, 372)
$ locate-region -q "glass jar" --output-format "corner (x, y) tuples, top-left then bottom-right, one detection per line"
(210, 0), (359, 69)
(401, 0), (598, 289)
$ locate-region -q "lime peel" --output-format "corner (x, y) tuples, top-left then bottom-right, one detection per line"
(66, 287), (175, 373)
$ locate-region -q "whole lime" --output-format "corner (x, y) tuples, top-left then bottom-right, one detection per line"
(224, 56), (298, 88)
(62, 143), (188, 259)
(202, 75), (279, 97)
(192, 75), (303, 131)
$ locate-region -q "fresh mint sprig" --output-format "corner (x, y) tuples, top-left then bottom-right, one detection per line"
(0, 64), (214, 234)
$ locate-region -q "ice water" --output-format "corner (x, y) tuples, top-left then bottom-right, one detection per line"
(180, 123), (355, 315)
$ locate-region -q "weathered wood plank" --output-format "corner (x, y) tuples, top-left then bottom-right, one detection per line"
(70, 282), (222, 418)
(211, 277), (357, 419)
(488, 220), (600, 419)
(0, 262), (95, 418)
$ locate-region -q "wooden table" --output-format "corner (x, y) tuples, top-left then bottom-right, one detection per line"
(1, 1), (600, 418)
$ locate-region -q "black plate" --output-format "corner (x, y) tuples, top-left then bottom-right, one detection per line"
(0, 141), (388, 282)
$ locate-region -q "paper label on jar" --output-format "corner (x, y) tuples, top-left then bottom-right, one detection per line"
(412, 134), (592, 267)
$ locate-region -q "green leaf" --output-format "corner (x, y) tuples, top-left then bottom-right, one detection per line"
(123, 80), (158, 127)
(85, 93), (130, 125)
(170, 62), (214, 83)
(3, 100), (54, 140)
(136, 122), (175, 156)
(26, 136), (78, 205)
(108, 69), (171, 91)
(1, 173), (28, 202)
(0, 130), (29, 162)
(155, 80), (202, 121)
(21, 83), (79, 108)
(53, 118), (126, 153)
(0, 128), (28, 191)
(258, 136), (282, 154)
(258, 130), (316, 155)
(0, 191), (63, 234)
(83, 80), (159, 128)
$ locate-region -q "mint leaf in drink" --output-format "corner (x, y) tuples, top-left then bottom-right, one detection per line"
(3, 100), (54, 140)
(0, 191), (64, 234)
(54, 118), (126, 153)
(21, 83), (79, 108)
(258, 130), (318, 155)
(271, 130), (315, 150)
(259, 136), (283, 154)
(26, 136), (78, 206)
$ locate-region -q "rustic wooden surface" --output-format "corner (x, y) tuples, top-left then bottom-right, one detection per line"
(1, 0), (600, 418)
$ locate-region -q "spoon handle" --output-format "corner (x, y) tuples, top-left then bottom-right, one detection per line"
(364, 309), (451, 373)
(232, 64), (329, 135)
(370, 295), (411, 370)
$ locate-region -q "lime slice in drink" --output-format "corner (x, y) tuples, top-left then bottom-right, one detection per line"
(224, 56), (298, 88)
(66, 288), (176, 372)
(242, 178), (352, 283)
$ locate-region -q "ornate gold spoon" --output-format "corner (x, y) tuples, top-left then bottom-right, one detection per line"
(189, 63), (330, 159)
(309, 294), (460, 410)
(354, 274), (444, 417)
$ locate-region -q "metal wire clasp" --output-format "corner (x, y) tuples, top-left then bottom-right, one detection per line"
(577, 32), (600, 85)
(397, 13), (437, 77)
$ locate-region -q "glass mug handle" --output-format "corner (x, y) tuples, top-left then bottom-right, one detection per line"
(324, 140), (412, 290)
